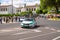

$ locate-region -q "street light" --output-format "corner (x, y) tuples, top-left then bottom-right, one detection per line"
(12, 0), (13, 14)
(11, 0), (13, 22)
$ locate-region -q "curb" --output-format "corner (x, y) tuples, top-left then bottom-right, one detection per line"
(2, 22), (20, 24)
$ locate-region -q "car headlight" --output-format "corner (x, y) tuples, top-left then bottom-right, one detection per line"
(30, 23), (34, 25)
(21, 23), (23, 25)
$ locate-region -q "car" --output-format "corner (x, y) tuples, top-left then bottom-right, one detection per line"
(20, 18), (37, 28)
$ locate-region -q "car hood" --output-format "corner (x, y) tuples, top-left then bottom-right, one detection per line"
(22, 21), (33, 24)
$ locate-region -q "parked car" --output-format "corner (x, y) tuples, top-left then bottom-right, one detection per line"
(20, 18), (37, 28)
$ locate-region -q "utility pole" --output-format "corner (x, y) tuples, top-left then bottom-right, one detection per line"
(11, 0), (13, 22)
(12, 0), (13, 14)
(0, 2), (2, 24)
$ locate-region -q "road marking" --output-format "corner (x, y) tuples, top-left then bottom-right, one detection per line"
(57, 30), (60, 32)
(0, 30), (13, 33)
(0, 28), (24, 33)
(52, 36), (60, 40)
(12, 31), (32, 35)
(12, 30), (41, 35)
(45, 27), (50, 29)
(33, 29), (42, 32)
(13, 27), (23, 30)
(45, 27), (56, 31)
(50, 28), (56, 31)
(18, 32), (58, 40)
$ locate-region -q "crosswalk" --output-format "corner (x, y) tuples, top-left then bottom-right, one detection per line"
(12, 29), (41, 36)
(0, 27), (60, 36)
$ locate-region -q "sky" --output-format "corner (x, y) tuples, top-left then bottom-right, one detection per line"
(0, 0), (40, 7)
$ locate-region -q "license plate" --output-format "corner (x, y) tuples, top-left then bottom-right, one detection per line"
(25, 25), (29, 26)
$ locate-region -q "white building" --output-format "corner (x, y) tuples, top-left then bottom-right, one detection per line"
(0, 4), (39, 14)
(16, 4), (39, 13)
(0, 5), (16, 14)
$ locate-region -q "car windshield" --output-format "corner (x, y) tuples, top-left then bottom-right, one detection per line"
(24, 19), (33, 21)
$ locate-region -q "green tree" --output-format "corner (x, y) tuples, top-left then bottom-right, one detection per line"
(28, 10), (32, 15)
(40, 0), (60, 14)
(27, 10), (33, 17)
(36, 9), (43, 14)
(20, 12), (27, 16)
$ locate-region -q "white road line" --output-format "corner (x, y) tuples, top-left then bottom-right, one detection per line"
(45, 27), (57, 31)
(50, 28), (56, 31)
(12, 30), (41, 35)
(52, 36), (60, 40)
(0, 30), (13, 33)
(0, 28), (24, 33)
(33, 29), (42, 32)
(18, 32), (58, 40)
(57, 30), (60, 32)
(45, 27), (50, 29)
(12, 31), (32, 35)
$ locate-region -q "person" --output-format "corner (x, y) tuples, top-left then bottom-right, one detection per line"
(15, 17), (17, 22)
(0, 17), (2, 24)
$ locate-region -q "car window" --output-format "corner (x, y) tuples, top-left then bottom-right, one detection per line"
(24, 19), (33, 21)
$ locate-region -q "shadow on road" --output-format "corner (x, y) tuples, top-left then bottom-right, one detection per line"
(21, 25), (45, 29)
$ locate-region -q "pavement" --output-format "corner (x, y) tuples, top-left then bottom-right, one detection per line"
(0, 18), (60, 40)
(48, 18), (60, 21)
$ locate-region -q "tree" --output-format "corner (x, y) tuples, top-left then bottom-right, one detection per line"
(27, 10), (33, 17)
(36, 9), (43, 14)
(28, 10), (32, 15)
(20, 12), (27, 16)
(40, 0), (60, 14)
(43, 9), (48, 14)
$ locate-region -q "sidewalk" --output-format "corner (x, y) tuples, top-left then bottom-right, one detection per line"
(48, 18), (60, 21)
(2, 21), (20, 24)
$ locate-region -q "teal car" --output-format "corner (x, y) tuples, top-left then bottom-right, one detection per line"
(20, 18), (37, 28)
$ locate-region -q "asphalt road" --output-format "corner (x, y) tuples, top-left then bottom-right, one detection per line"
(0, 18), (60, 40)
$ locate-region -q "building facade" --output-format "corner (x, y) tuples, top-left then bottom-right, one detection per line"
(16, 4), (39, 13)
(0, 4), (39, 14)
(0, 5), (16, 14)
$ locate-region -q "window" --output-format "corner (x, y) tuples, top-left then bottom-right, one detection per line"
(0, 8), (7, 11)
(34, 8), (36, 11)
(26, 8), (28, 11)
(3, 8), (5, 11)
(17, 10), (21, 12)
(18, 10), (19, 12)
(32, 8), (33, 11)
(20, 10), (21, 12)
(5, 8), (7, 11)
(29, 8), (31, 10)
(1, 8), (2, 11)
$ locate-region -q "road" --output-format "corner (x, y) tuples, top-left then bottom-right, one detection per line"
(0, 18), (60, 40)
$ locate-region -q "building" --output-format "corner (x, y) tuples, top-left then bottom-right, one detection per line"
(0, 5), (16, 14)
(0, 4), (39, 14)
(16, 4), (39, 13)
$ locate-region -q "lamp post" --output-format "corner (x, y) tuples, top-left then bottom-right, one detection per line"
(12, 0), (13, 14)
(11, 0), (13, 22)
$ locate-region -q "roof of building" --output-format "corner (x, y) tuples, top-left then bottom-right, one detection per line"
(16, 4), (39, 9)
(26, 4), (39, 8)
(0, 4), (40, 9)
(0, 5), (12, 7)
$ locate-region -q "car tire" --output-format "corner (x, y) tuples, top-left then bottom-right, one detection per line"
(30, 25), (35, 28)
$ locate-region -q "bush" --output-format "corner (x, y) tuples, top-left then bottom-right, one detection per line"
(0, 14), (14, 17)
